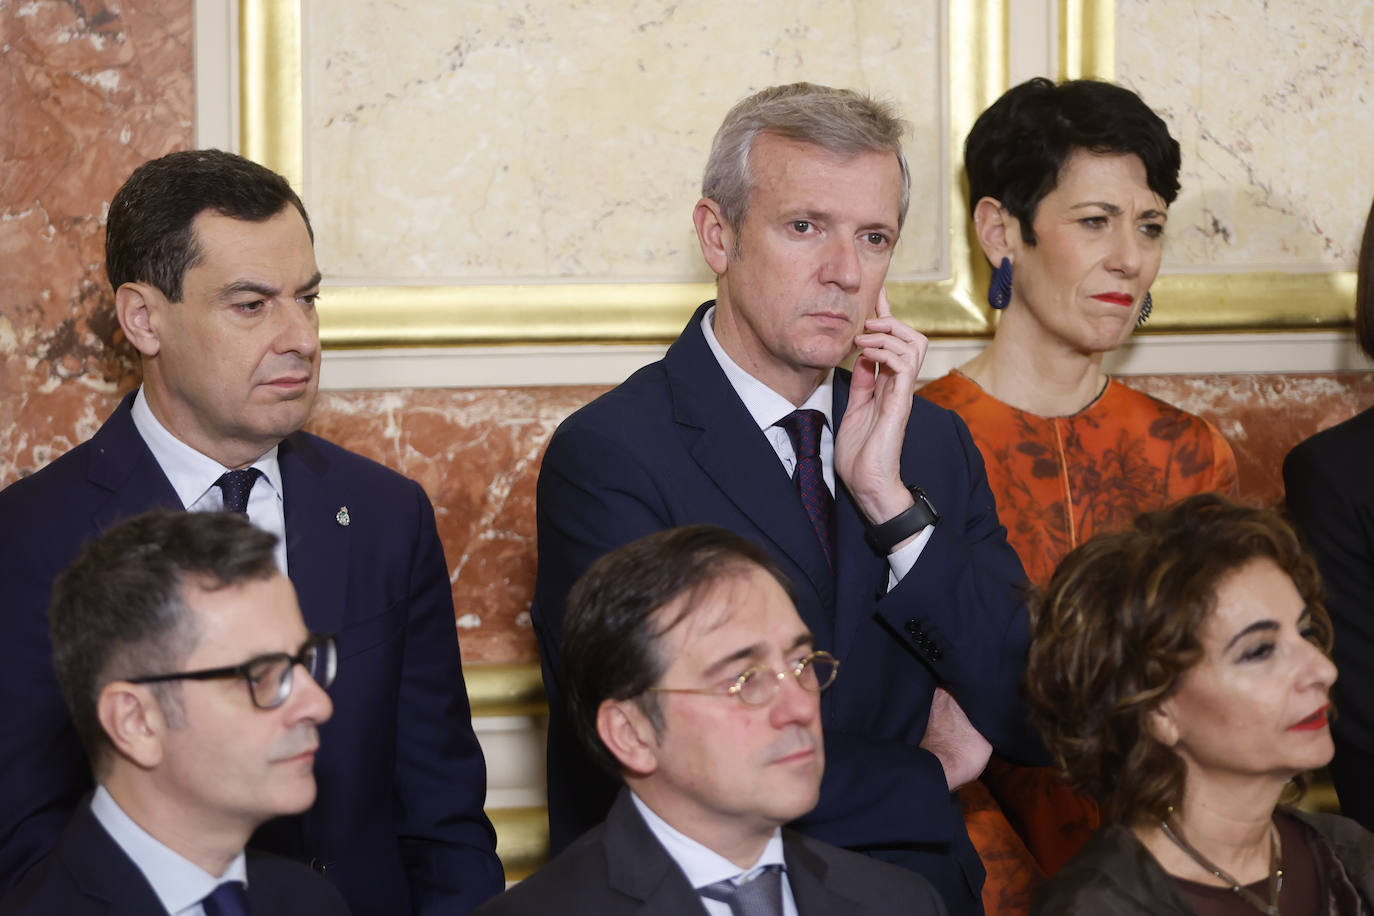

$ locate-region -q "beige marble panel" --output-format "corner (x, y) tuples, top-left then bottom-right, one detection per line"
(1117, 0), (1374, 270)
(304, 0), (942, 284)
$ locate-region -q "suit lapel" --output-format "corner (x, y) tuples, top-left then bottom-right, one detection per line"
(86, 394), (184, 531)
(602, 791), (713, 916)
(783, 830), (861, 916)
(664, 306), (836, 611)
(277, 433), (350, 633)
(60, 799), (168, 914)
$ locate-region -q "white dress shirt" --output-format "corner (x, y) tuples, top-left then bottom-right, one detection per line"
(90, 785), (248, 916)
(631, 792), (797, 916)
(700, 307), (930, 585)
(131, 388), (289, 574)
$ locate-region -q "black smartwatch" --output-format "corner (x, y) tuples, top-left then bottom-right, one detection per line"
(864, 484), (940, 555)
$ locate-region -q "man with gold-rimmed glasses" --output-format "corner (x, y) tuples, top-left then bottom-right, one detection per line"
(478, 525), (946, 915)
(1, 510), (349, 914)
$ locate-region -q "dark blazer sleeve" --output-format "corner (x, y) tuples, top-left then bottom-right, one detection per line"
(531, 418), (674, 850)
(389, 479), (505, 912)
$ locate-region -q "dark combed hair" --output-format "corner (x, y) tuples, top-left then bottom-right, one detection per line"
(1355, 196), (1374, 359)
(562, 524), (793, 776)
(1024, 494), (1331, 826)
(964, 77), (1181, 245)
(50, 510), (280, 771)
(105, 149), (312, 301)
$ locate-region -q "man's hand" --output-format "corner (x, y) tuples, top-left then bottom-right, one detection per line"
(919, 687), (993, 792)
(834, 287), (930, 535)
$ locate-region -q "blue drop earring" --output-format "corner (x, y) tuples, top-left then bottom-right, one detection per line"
(987, 257), (1012, 310)
(1136, 292), (1153, 327)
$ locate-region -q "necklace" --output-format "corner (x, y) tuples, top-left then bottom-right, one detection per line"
(1159, 811), (1283, 916)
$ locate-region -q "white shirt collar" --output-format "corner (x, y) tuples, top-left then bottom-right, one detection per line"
(701, 306), (834, 432)
(90, 785), (248, 916)
(629, 791), (786, 890)
(130, 387), (283, 510)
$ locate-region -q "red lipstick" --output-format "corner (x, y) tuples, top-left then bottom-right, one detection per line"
(1091, 293), (1134, 307)
(1288, 705), (1330, 731)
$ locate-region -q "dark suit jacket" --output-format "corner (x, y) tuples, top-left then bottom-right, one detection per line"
(0, 394), (503, 915)
(0, 796), (350, 915)
(474, 790), (947, 916)
(1285, 406), (1374, 829)
(531, 303), (1045, 916)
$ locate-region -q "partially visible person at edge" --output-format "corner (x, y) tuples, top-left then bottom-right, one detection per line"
(1, 511), (350, 916)
(917, 77), (1238, 895)
(1285, 194), (1374, 834)
(0, 149), (502, 914)
(1027, 494), (1374, 915)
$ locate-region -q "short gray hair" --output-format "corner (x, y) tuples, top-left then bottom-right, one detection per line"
(702, 82), (911, 235)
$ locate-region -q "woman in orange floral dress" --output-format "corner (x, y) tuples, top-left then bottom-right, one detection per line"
(920, 78), (1237, 903)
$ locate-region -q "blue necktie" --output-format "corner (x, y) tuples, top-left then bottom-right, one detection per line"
(780, 409), (834, 568)
(698, 863), (784, 916)
(201, 880), (251, 916)
(215, 468), (262, 515)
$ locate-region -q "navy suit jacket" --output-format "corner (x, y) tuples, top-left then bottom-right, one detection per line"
(531, 304), (1045, 915)
(0, 394), (503, 915)
(0, 796), (350, 915)
(474, 789), (947, 916)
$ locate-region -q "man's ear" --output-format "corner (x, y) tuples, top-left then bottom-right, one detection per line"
(972, 197), (1019, 267)
(693, 198), (735, 277)
(97, 681), (167, 770)
(115, 283), (164, 359)
(596, 698), (660, 777)
(1146, 699), (1181, 749)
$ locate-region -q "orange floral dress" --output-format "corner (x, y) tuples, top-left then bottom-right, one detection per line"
(919, 370), (1238, 909)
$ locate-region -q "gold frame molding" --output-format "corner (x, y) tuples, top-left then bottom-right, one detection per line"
(240, 0), (1354, 342)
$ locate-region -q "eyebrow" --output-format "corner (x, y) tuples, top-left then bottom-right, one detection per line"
(1223, 620), (1279, 652)
(217, 271), (323, 301)
(700, 631), (815, 680)
(1068, 202), (1167, 220)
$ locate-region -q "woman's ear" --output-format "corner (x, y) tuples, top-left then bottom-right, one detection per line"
(1146, 699), (1181, 749)
(973, 197), (1020, 266)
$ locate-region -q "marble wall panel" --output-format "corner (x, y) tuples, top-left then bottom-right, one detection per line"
(8, 373), (1371, 665)
(304, 0), (943, 285)
(1118, 0), (1374, 270)
(0, 0), (192, 476)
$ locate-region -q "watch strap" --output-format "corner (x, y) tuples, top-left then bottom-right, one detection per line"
(864, 485), (940, 555)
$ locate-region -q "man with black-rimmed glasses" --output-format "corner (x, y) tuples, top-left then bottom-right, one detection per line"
(478, 525), (946, 915)
(0, 510), (349, 915)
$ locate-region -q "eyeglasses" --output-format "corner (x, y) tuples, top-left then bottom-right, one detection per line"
(649, 650), (839, 707)
(129, 633), (337, 710)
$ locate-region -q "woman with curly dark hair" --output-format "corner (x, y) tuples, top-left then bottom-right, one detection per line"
(1027, 494), (1374, 914)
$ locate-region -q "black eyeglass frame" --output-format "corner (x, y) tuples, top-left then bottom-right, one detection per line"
(647, 649), (840, 707)
(128, 632), (338, 710)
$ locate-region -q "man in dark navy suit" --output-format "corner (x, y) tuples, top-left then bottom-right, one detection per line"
(1, 510), (349, 915)
(0, 150), (502, 914)
(480, 525), (946, 915)
(531, 83), (1045, 915)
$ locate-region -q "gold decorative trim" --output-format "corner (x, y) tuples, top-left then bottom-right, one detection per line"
(489, 806), (550, 881)
(239, 0), (302, 191)
(1059, 0), (1114, 82)
(240, 0), (1353, 345)
(465, 662), (547, 718)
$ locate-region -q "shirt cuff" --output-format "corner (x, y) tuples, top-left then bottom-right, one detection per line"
(885, 524), (934, 590)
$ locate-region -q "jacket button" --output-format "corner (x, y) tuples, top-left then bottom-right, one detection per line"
(309, 857), (327, 874)
(905, 619), (921, 636)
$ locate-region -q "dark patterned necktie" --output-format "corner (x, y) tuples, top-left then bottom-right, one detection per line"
(215, 468), (262, 515)
(698, 864), (784, 916)
(780, 409), (834, 568)
(201, 880), (251, 916)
